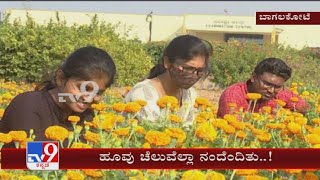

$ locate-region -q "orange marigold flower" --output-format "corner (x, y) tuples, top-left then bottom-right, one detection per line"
(134, 126), (146, 135)
(235, 169), (258, 175)
(145, 130), (171, 146)
(243, 175), (268, 180)
(82, 169), (104, 178)
(164, 128), (186, 144)
(275, 99), (286, 107)
(168, 114), (182, 123)
(195, 97), (211, 107)
(195, 122), (217, 142)
(0, 133), (12, 143)
(113, 127), (130, 136)
(68, 115), (80, 123)
(290, 97), (299, 103)
(134, 99), (147, 107)
(221, 124), (236, 134)
(228, 102), (237, 108)
(8, 130), (27, 142)
(295, 117), (307, 125)
(246, 93), (262, 100)
(266, 123), (278, 129)
(195, 116), (206, 123)
(91, 103), (107, 111)
(45, 126), (68, 141)
(236, 130), (246, 139)
(223, 114), (237, 123)
(125, 102), (142, 114)
(257, 133), (271, 142)
(112, 102), (126, 112)
(297, 172), (318, 180)
(156, 96), (178, 109)
(142, 142), (151, 148)
(312, 118), (320, 125)
(70, 142), (92, 148)
(115, 115), (125, 123)
(261, 106), (272, 114)
(84, 131), (100, 144)
(67, 170), (85, 180)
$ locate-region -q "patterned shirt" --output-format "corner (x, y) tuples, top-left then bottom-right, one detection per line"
(217, 81), (308, 118)
(124, 79), (197, 122)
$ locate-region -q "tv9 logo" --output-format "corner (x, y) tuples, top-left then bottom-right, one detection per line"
(26, 142), (59, 170)
(58, 81), (99, 103)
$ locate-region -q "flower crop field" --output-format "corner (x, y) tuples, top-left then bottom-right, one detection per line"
(0, 80), (320, 180)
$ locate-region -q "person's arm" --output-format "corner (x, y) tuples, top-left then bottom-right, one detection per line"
(0, 93), (41, 140)
(276, 89), (309, 114)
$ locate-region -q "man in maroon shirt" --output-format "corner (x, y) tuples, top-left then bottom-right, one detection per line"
(217, 57), (308, 118)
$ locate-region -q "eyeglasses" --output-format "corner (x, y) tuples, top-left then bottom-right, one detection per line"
(257, 77), (284, 91)
(172, 63), (208, 77)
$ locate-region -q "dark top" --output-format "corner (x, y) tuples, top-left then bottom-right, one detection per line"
(0, 90), (94, 147)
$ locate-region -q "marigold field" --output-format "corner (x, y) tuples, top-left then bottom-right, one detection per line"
(0, 80), (320, 180)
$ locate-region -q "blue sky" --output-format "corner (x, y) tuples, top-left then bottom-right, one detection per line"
(1, 1), (320, 16)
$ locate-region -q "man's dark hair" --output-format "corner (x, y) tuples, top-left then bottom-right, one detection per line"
(254, 57), (292, 80)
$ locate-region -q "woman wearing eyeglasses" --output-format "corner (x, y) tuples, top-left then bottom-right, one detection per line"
(124, 35), (212, 122)
(217, 57), (308, 118)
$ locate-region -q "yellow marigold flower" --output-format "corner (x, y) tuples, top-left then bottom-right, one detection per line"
(243, 175), (268, 180)
(246, 93), (262, 100)
(0, 171), (13, 179)
(0, 108), (4, 119)
(45, 126), (68, 141)
(195, 116), (207, 123)
(181, 170), (206, 180)
(168, 114), (182, 123)
(236, 130), (246, 139)
(164, 128), (186, 144)
(115, 115), (125, 123)
(212, 119), (228, 128)
(277, 123), (286, 130)
(302, 91), (310, 96)
(18, 175), (42, 180)
(112, 102), (126, 112)
(257, 133), (271, 142)
(82, 169), (103, 178)
(261, 106), (272, 114)
(195, 122), (217, 142)
(142, 142), (151, 148)
(84, 131), (100, 144)
(146, 169), (161, 176)
(114, 127), (130, 136)
(206, 171), (226, 180)
(313, 144), (320, 148)
(91, 103), (107, 111)
(134, 99), (147, 107)
(0, 133), (12, 143)
(223, 114), (237, 123)
(228, 102), (237, 108)
(221, 124), (236, 134)
(125, 102), (142, 114)
(195, 97), (211, 107)
(8, 130), (27, 142)
(145, 130), (171, 146)
(266, 123), (278, 129)
(295, 117), (307, 125)
(292, 112), (304, 118)
(230, 121), (245, 130)
(68, 115), (80, 123)
(287, 122), (302, 134)
(252, 128), (265, 136)
(199, 112), (214, 120)
(291, 82), (298, 87)
(128, 119), (139, 126)
(312, 118), (320, 125)
(157, 96), (179, 109)
(19, 138), (33, 149)
(84, 121), (94, 127)
(311, 127), (320, 135)
(305, 134), (320, 145)
(67, 170), (85, 180)
(98, 113), (117, 131)
(290, 97), (299, 103)
(135, 126), (146, 135)
(284, 169), (302, 174)
(70, 142), (92, 148)
(297, 172), (318, 180)
(275, 99), (286, 107)
(235, 169), (258, 176)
